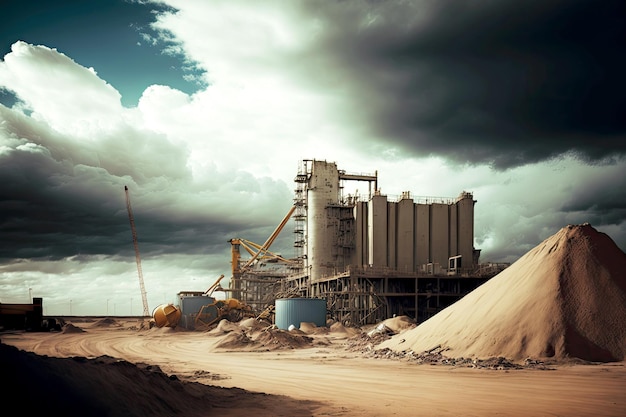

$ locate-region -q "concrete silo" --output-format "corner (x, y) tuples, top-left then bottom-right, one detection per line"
(287, 159), (492, 325)
(299, 160), (479, 277)
(305, 160), (341, 281)
(297, 160), (378, 281)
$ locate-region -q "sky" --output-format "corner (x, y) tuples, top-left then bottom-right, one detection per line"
(1, 0), (624, 316)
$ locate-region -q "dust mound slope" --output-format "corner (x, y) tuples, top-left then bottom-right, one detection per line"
(90, 317), (121, 328)
(62, 323), (85, 333)
(0, 342), (320, 417)
(379, 223), (626, 362)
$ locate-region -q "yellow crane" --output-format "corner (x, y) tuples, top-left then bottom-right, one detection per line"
(124, 186), (150, 317)
(204, 274), (225, 296)
(228, 205), (297, 296)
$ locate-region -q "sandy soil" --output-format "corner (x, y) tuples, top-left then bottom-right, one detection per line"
(379, 224), (626, 363)
(2, 317), (625, 417)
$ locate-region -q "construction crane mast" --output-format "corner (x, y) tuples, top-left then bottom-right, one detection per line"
(124, 186), (150, 317)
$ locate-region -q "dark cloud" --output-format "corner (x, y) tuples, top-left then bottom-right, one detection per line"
(561, 174), (626, 226)
(0, 105), (287, 264)
(296, 0), (626, 169)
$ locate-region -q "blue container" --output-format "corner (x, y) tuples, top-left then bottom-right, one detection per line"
(177, 293), (214, 316)
(275, 298), (327, 330)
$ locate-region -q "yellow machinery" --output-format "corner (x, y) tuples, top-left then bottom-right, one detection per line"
(152, 303), (182, 328)
(152, 206), (297, 329)
(194, 298), (255, 329)
(151, 274), (254, 329)
(152, 296), (254, 329)
(229, 205), (298, 299)
(204, 274), (225, 296)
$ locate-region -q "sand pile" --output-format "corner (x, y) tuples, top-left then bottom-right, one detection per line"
(214, 330), (254, 349)
(210, 319), (320, 350)
(90, 318), (122, 328)
(251, 329), (315, 349)
(62, 323), (85, 334)
(0, 342), (319, 417)
(328, 322), (362, 338)
(380, 315), (417, 333)
(378, 223), (626, 362)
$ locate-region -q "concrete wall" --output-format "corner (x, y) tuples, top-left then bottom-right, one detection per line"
(396, 197), (415, 272)
(430, 203), (450, 268)
(387, 201), (397, 269)
(456, 192), (476, 269)
(415, 204), (430, 267)
(449, 203), (458, 258)
(302, 160), (477, 277)
(354, 201), (367, 267)
(368, 194), (388, 266)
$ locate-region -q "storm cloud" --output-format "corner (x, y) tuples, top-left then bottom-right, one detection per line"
(292, 0), (626, 168)
(0, 0), (624, 314)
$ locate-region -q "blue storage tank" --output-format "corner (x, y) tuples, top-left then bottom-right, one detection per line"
(275, 298), (327, 330)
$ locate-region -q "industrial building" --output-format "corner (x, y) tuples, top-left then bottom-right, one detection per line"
(0, 297), (60, 331)
(235, 159), (504, 326)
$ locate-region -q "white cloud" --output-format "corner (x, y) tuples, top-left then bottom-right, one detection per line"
(153, 1), (312, 83)
(0, 42), (124, 137)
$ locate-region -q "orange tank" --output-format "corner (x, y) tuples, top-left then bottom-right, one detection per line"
(152, 303), (182, 328)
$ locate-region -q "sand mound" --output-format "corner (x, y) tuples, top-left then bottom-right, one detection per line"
(213, 327), (316, 351)
(300, 322), (329, 335)
(238, 317), (260, 330)
(364, 316), (416, 338)
(328, 322), (361, 337)
(214, 330), (253, 349)
(62, 323), (85, 334)
(329, 322), (348, 333)
(0, 342), (319, 417)
(252, 329), (314, 350)
(379, 316), (417, 333)
(90, 318), (121, 328)
(207, 319), (241, 335)
(378, 223), (626, 362)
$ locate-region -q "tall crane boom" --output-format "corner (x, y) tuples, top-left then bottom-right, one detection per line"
(229, 205), (297, 299)
(124, 186), (150, 317)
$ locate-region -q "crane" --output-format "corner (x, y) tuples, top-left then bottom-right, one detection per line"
(232, 205), (296, 273)
(228, 205), (297, 298)
(124, 186), (150, 317)
(204, 274), (225, 297)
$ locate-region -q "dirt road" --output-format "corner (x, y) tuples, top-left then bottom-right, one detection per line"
(3, 320), (625, 417)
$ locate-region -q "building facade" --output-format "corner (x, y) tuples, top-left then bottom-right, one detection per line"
(298, 159), (480, 282)
(237, 159), (500, 325)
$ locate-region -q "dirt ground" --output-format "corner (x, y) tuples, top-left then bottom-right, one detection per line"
(2, 316), (625, 417)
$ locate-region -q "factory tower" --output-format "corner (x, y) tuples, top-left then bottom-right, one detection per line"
(295, 159), (479, 281)
(285, 159), (493, 324)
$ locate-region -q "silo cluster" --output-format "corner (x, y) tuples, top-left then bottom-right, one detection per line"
(299, 160), (478, 281)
